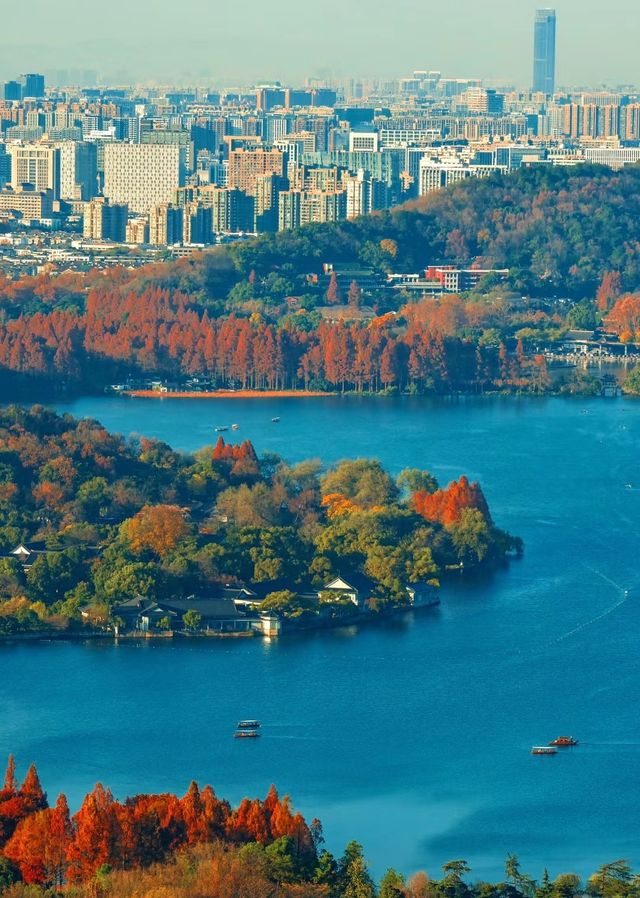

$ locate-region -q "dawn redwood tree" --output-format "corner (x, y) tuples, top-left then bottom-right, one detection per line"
(66, 783), (122, 882)
(596, 270), (621, 312)
(3, 794), (72, 886)
(348, 280), (362, 309)
(326, 272), (341, 305)
(413, 476), (490, 528)
(19, 764), (47, 815)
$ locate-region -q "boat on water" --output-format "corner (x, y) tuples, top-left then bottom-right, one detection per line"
(271, 417), (280, 423)
(237, 719), (260, 729)
(214, 426), (229, 432)
(231, 424), (239, 431)
(549, 736), (578, 747)
(234, 730), (260, 739)
(531, 746), (557, 755)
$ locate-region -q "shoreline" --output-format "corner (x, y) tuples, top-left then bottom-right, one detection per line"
(0, 601), (442, 646)
(123, 389), (334, 399)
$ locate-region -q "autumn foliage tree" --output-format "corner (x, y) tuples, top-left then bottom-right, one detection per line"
(3, 795), (71, 886)
(412, 476), (491, 528)
(0, 758), (48, 849)
(596, 271), (621, 312)
(325, 272), (342, 305)
(606, 294), (640, 341)
(121, 505), (191, 559)
(0, 759), (319, 888)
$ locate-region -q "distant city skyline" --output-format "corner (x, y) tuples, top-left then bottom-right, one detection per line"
(0, 0), (639, 88)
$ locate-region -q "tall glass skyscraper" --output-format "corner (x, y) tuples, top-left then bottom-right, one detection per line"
(532, 8), (556, 95)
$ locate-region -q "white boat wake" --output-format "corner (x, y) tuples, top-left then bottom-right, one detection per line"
(553, 566), (631, 644)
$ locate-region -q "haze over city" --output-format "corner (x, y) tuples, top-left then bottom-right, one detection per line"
(1, 0), (639, 86)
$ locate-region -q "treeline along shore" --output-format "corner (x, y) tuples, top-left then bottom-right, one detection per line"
(0, 756), (637, 898)
(2, 166), (640, 398)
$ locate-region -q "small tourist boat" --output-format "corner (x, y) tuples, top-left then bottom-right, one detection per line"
(271, 417), (280, 423)
(531, 746), (557, 755)
(549, 736), (578, 747)
(234, 730), (260, 739)
(231, 424), (239, 431)
(214, 426), (228, 432)
(237, 720), (260, 729)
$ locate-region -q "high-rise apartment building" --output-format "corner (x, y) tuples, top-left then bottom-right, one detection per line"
(103, 143), (184, 214)
(141, 129), (194, 173)
(57, 141), (98, 200)
(227, 148), (286, 194)
(202, 187), (254, 234)
(21, 74), (45, 98)
(83, 197), (128, 241)
(533, 9), (556, 95)
(419, 159), (504, 195)
(8, 144), (61, 198)
(300, 189), (346, 226)
(345, 169), (372, 219)
(254, 174), (284, 233)
(183, 202), (213, 245)
(278, 190), (302, 231)
(3, 81), (22, 102)
(149, 203), (184, 245)
(125, 218), (149, 244)
(0, 146), (9, 190)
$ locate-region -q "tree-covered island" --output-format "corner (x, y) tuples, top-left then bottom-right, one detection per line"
(0, 406), (521, 638)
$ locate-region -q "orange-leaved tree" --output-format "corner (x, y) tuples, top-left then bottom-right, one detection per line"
(3, 794), (72, 886)
(121, 505), (191, 558)
(413, 476), (491, 528)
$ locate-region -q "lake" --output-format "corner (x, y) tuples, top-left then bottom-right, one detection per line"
(2, 394), (640, 882)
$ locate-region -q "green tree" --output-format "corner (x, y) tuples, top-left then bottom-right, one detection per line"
(588, 861), (633, 898)
(260, 590), (317, 619)
(567, 300), (597, 330)
(0, 557), (25, 598)
(623, 365), (640, 396)
(397, 469), (439, 497)
(182, 609), (202, 631)
(265, 836), (298, 884)
(380, 868), (406, 898)
(0, 857), (18, 890)
(314, 849), (340, 892)
(505, 854), (536, 898)
(339, 842), (376, 898)
(322, 460), (399, 508)
(552, 874), (582, 898)
(26, 549), (86, 604)
(76, 476), (111, 521)
(536, 870), (553, 898)
(93, 559), (164, 604)
(449, 508), (492, 564)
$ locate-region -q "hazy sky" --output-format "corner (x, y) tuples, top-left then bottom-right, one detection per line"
(2, 0), (639, 88)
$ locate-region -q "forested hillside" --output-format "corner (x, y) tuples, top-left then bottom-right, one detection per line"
(2, 165), (640, 394)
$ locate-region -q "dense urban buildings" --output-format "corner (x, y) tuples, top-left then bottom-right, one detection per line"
(3, 14), (640, 266)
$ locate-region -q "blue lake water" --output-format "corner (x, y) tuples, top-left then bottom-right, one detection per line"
(2, 394), (640, 882)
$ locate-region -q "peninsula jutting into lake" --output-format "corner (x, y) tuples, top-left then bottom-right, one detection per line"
(0, 404), (520, 640)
